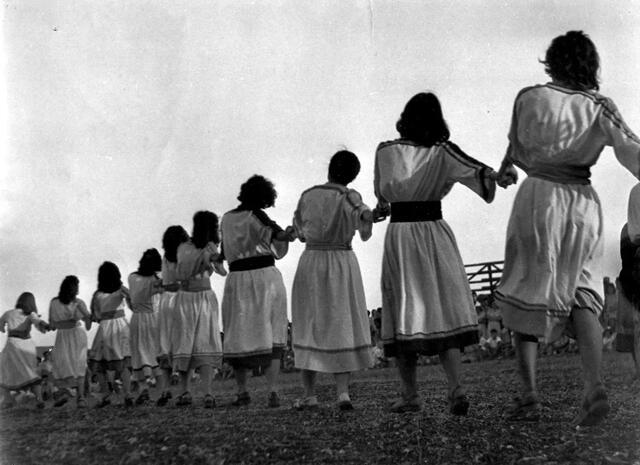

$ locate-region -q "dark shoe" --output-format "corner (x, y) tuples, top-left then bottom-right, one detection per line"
(267, 392), (280, 408)
(96, 395), (112, 408)
(156, 391), (172, 407)
(135, 389), (150, 406)
(506, 393), (540, 422)
(36, 400), (45, 409)
(338, 400), (354, 411)
(448, 386), (469, 416)
(53, 389), (70, 407)
(293, 396), (319, 411)
(124, 395), (134, 408)
(76, 397), (88, 409)
(231, 391), (251, 407)
(176, 391), (192, 407)
(389, 395), (421, 413)
(576, 384), (609, 427)
(204, 394), (216, 409)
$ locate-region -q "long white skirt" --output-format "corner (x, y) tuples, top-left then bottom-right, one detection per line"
(496, 177), (603, 342)
(0, 337), (41, 390)
(292, 250), (372, 372)
(221, 266), (288, 367)
(171, 290), (223, 372)
(52, 327), (87, 380)
(380, 220), (479, 357)
(130, 312), (160, 371)
(90, 317), (131, 362)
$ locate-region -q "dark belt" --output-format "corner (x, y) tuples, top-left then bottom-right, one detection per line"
(53, 319), (79, 330)
(100, 310), (125, 320)
(390, 201), (442, 223)
(306, 243), (352, 251)
(8, 330), (30, 339)
(229, 255), (275, 272)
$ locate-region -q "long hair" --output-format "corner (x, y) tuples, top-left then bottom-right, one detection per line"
(58, 275), (79, 305)
(542, 30), (599, 91)
(97, 261), (122, 293)
(328, 150), (361, 186)
(192, 211), (220, 249)
(16, 292), (38, 315)
(237, 175), (277, 210)
(162, 225), (189, 263)
(137, 248), (162, 276)
(396, 92), (450, 147)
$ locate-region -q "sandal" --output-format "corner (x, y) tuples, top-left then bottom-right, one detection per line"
(389, 395), (421, 413)
(337, 393), (354, 411)
(293, 396), (319, 411)
(156, 391), (172, 407)
(54, 389), (70, 408)
(176, 391), (192, 407)
(505, 393), (540, 421)
(267, 392), (280, 408)
(576, 384), (609, 427)
(231, 391), (251, 407)
(448, 386), (469, 416)
(204, 394), (216, 409)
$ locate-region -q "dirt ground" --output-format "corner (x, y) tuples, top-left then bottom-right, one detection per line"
(0, 351), (638, 465)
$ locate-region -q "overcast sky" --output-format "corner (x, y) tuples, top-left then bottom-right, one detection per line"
(2, 1), (639, 347)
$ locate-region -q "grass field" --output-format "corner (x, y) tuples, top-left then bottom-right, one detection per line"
(1, 352), (639, 465)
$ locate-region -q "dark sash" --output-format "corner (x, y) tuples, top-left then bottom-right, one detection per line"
(390, 201), (442, 223)
(229, 255), (275, 272)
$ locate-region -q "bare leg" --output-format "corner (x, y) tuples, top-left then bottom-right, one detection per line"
(438, 348), (462, 393)
(396, 353), (418, 400)
(121, 369), (132, 398)
(234, 368), (248, 394)
(572, 308), (603, 394)
(199, 365), (212, 396)
(180, 370), (191, 394)
(513, 332), (538, 396)
(301, 369), (317, 398)
(334, 372), (351, 399)
(76, 376), (86, 399)
(634, 311), (640, 378)
(265, 358), (280, 393)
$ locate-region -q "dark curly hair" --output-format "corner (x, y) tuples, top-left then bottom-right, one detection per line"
(16, 292), (38, 315)
(328, 150), (361, 186)
(396, 92), (450, 147)
(192, 211), (220, 249)
(237, 175), (277, 210)
(97, 261), (122, 294)
(137, 248), (162, 276)
(162, 225), (189, 263)
(542, 30), (599, 91)
(58, 275), (79, 305)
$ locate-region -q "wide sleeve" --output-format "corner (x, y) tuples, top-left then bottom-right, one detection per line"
(75, 299), (91, 320)
(292, 195), (306, 243)
(373, 145), (389, 205)
(442, 141), (496, 203)
(346, 189), (373, 241)
(628, 183), (640, 244)
(48, 300), (59, 327)
(28, 312), (48, 333)
(0, 311), (7, 333)
(254, 210), (288, 259)
(599, 98), (640, 179)
(90, 292), (100, 321)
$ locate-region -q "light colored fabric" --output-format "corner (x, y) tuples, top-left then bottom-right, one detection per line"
(375, 140), (492, 352)
(497, 83), (640, 342)
(50, 298), (89, 380)
(175, 241), (217, 291)
(291, 184), (373, 372)
(628, 183), (640, 244)
(220, 209), (288, 362)
(128, 273), (162, 370)
(0, 309), (41, 389)
(171, 290), (222, 371)
(157, 259), (178, 359)
(89, 291), (131, 362)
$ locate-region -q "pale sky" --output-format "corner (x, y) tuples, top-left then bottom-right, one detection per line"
(1, 1), (639, 347)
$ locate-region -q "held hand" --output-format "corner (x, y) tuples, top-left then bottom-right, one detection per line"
(212, 260), (228, 277)
(372, 203), (390, 223)
(497, 163), (518, 188)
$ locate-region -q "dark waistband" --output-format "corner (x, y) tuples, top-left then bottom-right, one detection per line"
(305, 243), (352, 251)
(390, 201), (442, 223)
(53, 319), (80, 329)
(229, 255), (275, 272)
(524, 162), (591, 185)
(8, 330), (30, 339)
(100, 310), (125, 321)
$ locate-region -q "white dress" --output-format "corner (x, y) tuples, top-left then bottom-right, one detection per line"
(0, 309), (45, 390)
(291, 183), (373, 372)
(128, 273), (161, 372)
(220, 208), (288, 369)
(157, 258), (178, 367)
(375, 139), (495, 356)
(89, 289), (131, 365)
(50, 298), (89, 381)
(495, 83), (640, 342)
(172, 241), (223, 372)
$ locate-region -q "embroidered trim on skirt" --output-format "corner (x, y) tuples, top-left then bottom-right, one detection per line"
(382, 326), (479, 357)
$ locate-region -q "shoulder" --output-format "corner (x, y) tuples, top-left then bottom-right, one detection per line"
(252, 209), (274, 227)
(345, 188), (364, 208)
(439, 141), (485, 169)
(376, 139), (422, 152)
(514, 84), (547, 102)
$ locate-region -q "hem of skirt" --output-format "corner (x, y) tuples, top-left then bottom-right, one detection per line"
(132, 363), (159, 372)
(383, 329), (478, 357)
(294, 349), (372, 373)
(292, 343), (371, 354)
(0, 377), (42, 391)
(172, 354), (222, 372)
(156, 354), (172, 370)
(225, 347), (284, 369)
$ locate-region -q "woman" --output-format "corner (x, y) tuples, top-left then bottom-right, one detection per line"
(49, 276), (91, 408)
(375, 92), (496, 414)
(495, 31), (640, 425)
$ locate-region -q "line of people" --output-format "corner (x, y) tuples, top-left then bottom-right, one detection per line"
(1, 31), (639, 428)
